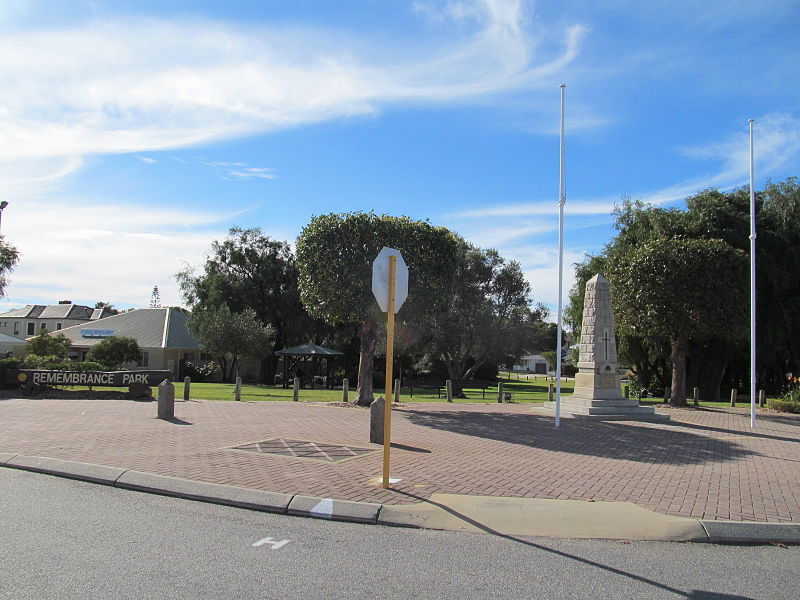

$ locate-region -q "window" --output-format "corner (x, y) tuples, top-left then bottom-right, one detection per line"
(56, 323), (62, 330)
(14, 322), (19, 335)
(40, 323), (47, 331)
(184, 352), (195, 361)
(27, 323), (35, 336)
(137, 352), (149, 368)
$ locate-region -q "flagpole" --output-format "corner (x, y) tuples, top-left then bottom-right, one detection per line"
(749, 119), (757, 429)
(555, 84), (566, 428)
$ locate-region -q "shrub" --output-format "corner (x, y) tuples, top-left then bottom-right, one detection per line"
(769, 378), (800, 413)
(0, 357), (23, 387)
(87, 336), (141, 370)
(767, 398), (800, 414)
(183, 361), (220, 382)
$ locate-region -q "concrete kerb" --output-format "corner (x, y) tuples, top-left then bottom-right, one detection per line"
(5, 455), (126, 485)
(2, 455), (800, 543)
(0, 452), (18, 465)
(116, 470), (293, 514)
(288, 494), (381, 524)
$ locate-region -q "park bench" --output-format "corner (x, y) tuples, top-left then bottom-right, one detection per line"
(438, 379), (495, 399)
(401, 379), (443, 398)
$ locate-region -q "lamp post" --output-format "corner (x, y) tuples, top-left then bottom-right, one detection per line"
(0, 201), (7, 234)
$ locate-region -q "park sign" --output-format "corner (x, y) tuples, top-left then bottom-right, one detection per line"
(371, 247), (408, 313)
(6, 369), (171, 387)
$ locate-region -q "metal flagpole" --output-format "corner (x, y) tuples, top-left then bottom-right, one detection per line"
(555, 84), (566, 428)
(749, 119), (757, 429)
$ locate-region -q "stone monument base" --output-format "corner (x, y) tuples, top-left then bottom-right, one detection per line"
(541, 397), (670, 422)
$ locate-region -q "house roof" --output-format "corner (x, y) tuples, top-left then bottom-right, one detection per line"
(275, 343), (345, 356)
(0, 303), (96, 320)
(0, 305), (45, 318)
(51, 308), (200, 350)
(0, 332), (27, 345)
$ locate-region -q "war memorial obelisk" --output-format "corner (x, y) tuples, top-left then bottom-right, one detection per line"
(544, 274), (669, 421)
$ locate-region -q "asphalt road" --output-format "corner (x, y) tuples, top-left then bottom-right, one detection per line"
(1, 469), (798, 600)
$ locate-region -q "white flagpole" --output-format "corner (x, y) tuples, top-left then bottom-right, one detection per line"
(749, 119), (757, 429)
(555, 84), (566, 428)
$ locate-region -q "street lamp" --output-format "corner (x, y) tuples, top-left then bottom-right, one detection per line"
(0, 201), (8, 234)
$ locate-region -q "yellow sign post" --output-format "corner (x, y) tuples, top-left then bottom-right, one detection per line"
(371, 246), (408, 489)
(382, 254), (397, 489)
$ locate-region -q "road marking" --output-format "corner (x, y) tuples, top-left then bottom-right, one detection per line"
(311, 498), (334, 516)
(252, 537), (291, 550)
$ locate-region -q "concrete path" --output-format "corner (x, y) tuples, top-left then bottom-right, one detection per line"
(2, 397), (799, 542)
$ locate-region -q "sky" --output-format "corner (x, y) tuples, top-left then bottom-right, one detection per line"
(0, 0), (798, 317)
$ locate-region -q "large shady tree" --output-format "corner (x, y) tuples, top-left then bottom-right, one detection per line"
(296, 212), (458, 406)
(608, 237), (748, 406)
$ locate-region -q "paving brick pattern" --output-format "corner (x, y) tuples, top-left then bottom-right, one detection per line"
(1, 398), (798, 522)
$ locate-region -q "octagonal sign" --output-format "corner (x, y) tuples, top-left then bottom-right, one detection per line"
(371, 247), (409, 313)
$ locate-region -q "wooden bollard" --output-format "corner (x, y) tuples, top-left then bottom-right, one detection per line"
(693, 387), (699, 407)
(394, 378), (400, 404)
(497, 381), (504, 403)
(157, 379), (175, 420)
(759, 389), (766, 408)
(183, 376), (191, 402)
(446, 380), (453, 403)
(235, 376), (242, 401)
(730, 389), (737, 407)
(342, 378), (349, 403)
(293, 377), (300, 402)
(548, 382), (554, 403)
(664, 386), (670, 404)
(623, 384), (630, 399)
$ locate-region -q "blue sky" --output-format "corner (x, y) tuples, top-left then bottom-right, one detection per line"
(0, 0), (798, 316)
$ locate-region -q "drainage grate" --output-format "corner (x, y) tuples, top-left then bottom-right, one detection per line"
(231, 438), (378, 462)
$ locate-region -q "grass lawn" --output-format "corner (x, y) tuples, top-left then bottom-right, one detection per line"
(51, 376), (769, 409)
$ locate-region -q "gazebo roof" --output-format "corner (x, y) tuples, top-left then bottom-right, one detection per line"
(275, 343), (345, 357)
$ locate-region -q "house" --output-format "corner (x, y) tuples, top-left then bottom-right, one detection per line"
(509, 352), (551, 374)
(0, 332), (27, 357)
(0, 301), (113, 337)
(52, 307), (202, 377)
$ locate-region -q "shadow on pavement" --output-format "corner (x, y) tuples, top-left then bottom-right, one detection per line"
(400, 410), (753, 465)
(394, 490), (755, 600)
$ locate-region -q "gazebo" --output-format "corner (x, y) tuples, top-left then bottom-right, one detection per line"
(275, 343), (345, 389)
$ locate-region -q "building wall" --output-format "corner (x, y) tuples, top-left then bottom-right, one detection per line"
(0, 318), (90, 337)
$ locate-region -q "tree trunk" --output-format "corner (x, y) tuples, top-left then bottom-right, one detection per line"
(670, 336), (688, 407)
(354, 315), (378, 406)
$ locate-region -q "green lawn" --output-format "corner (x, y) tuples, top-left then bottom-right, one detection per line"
(49, 377), (770, 408)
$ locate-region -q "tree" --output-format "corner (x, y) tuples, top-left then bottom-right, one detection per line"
(296, 212), (458, 405)
(609, 238), (747, 406)
(0, 237), (20, 298)
(25, 331), (71, 358)
(187, 305), (274, 382)
(425, 239), (538, 380)
(150, 286), (161, 308)
(87, 336), (142, 370)
(177, 227), (311, 381)
(94, 301), (119, 315)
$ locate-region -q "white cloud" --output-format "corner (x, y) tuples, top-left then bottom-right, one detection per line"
(0, 1), (585, 196)
(139, 157), (156, 164)
(1, 199), (261, 308)
(444, 112), (800, 308)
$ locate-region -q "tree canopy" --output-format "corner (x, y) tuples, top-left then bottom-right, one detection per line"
(0, 237), (19, 298)
(26, 331), (72, 358)
(187, 304), (275, 382)
(87, 336), (142, 370)
(296, 212), (459, 405)
(177, 227), (312, 380)
(568, 178), (799, 404)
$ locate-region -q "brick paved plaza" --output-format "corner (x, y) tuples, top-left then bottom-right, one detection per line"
(1, 398), (798, 523)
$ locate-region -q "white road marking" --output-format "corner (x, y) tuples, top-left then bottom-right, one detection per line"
(311, 498), (334, 516)
(252, 537), (291, 550)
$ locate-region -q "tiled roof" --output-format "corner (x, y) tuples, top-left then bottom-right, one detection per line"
(39, 304), (94, 319)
